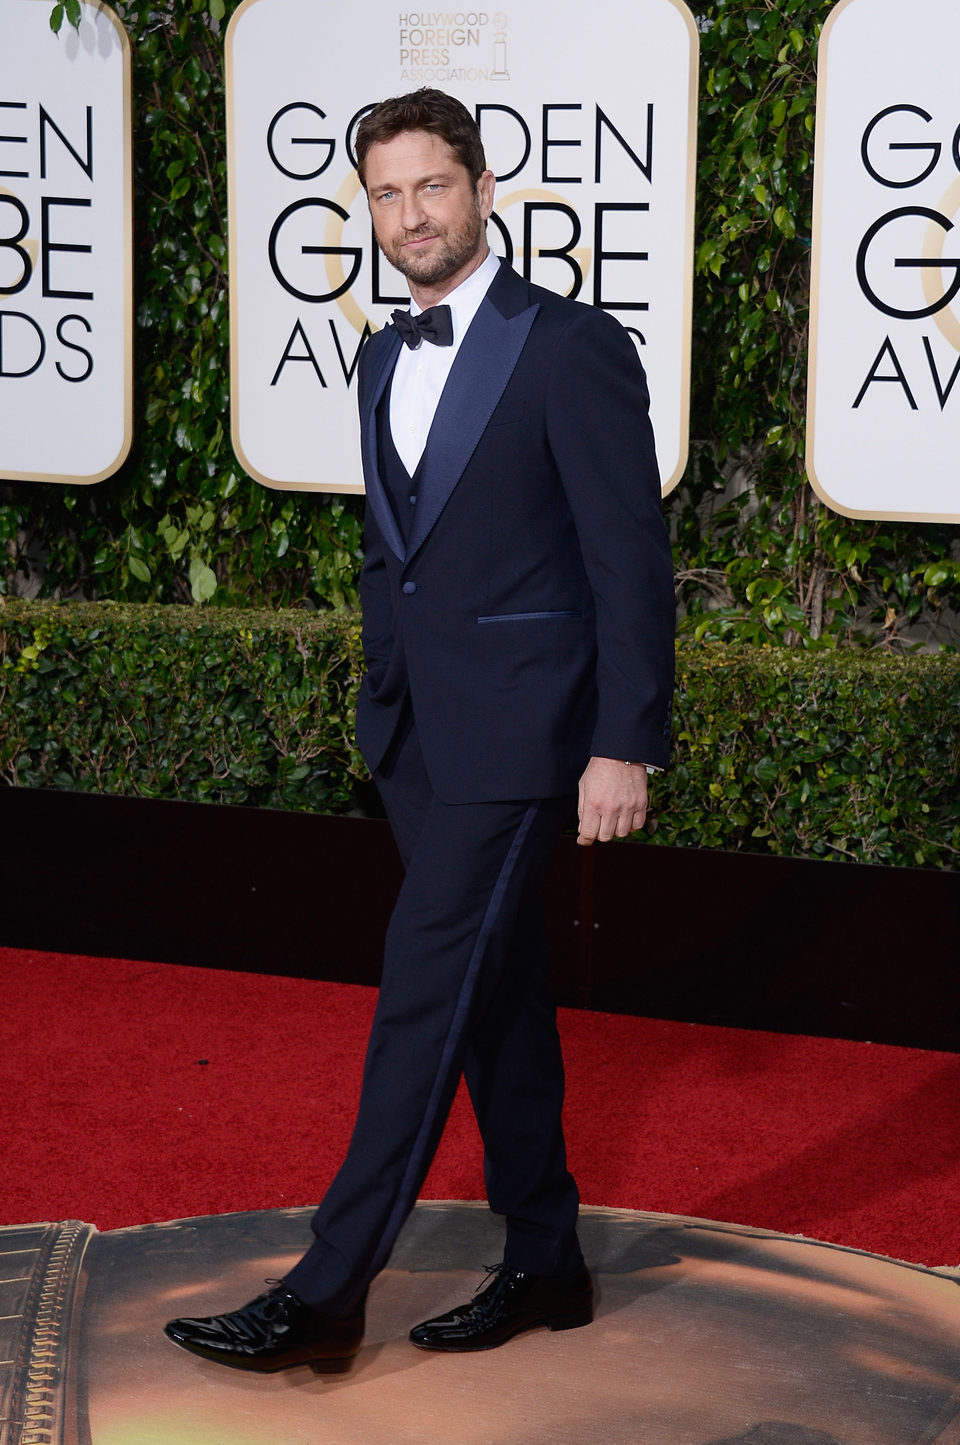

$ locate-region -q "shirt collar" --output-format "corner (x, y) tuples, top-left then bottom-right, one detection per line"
(408, 249), (500, 343)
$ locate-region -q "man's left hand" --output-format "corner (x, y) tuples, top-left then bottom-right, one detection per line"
(576, 756), (648, 846)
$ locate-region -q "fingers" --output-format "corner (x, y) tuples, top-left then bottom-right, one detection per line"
(577, 777), (596, 846)
(577, 801), (646, 846)
(617, 805), (647, 837)
(577, 756), (650, 845)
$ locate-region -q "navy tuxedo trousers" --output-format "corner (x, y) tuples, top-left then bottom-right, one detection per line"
(285, 709), (583, 1315)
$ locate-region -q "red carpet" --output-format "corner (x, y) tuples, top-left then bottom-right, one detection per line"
(3, 947), (959, 1267)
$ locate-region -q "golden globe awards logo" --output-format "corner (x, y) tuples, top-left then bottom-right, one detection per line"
(0, 0), (132, 485)
(852, 107), (960, 411)
(808, 0), (960, 521)
(263, 102), (657, 363)
(0, 107), (97, 384)
(226, 0), (698, 494)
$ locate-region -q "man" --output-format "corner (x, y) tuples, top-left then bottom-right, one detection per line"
(165, 87), (674, 1374)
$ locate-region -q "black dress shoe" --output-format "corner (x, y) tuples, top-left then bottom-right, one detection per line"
(164, 1283), (364, 1373)
(409, 1263), (593, 1351)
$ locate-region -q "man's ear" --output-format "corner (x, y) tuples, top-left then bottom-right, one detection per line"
(477, 168), (496, 222)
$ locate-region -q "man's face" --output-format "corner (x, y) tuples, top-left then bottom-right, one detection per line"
(364, 129), (495, 299)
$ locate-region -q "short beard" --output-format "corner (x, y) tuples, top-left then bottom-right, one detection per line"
(385, 195), (485, 288)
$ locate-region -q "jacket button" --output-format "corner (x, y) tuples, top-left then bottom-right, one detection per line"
(402, 580), (417, 595)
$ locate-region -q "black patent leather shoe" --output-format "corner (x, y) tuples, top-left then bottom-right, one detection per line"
(164, 1283), (364, 1373)
(409, 1263), (593, 1351)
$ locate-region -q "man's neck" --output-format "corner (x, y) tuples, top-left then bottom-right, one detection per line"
(408, 244), (490, 310)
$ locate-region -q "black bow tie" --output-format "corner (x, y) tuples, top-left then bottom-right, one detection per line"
(391, 304), (454, 349)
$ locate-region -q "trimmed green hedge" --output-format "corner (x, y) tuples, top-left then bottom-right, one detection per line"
(667, 644), (960, 869)
(0, 599), (365, 815)
(2, 599), (959, 870)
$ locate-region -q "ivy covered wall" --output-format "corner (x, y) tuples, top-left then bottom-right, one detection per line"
(3, 0), (959, 647)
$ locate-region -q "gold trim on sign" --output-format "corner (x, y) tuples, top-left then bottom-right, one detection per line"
(661, 0), (699, 496)
(224, 0), (367, 493)
(225, 0), (700, 497)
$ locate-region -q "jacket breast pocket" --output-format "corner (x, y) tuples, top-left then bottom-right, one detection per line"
(477, 610), (584, 624)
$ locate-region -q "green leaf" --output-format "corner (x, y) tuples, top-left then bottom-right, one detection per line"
(189, 557), (218, 603)
(128, 557), (152, 584)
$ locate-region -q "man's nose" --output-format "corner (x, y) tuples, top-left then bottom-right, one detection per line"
(400, 192), (428, 231)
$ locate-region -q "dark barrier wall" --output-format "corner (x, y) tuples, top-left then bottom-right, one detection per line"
(4, 787), (958, 1052)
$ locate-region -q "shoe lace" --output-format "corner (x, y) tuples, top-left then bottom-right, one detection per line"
(259, 1279), (293, 1320)
(474, 1262), (515, 1295)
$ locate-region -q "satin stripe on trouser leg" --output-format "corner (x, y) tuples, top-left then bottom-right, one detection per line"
(285, 715), (578, 1314)
(463, 884), (583, 1277)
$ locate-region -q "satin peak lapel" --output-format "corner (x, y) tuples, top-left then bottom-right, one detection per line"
(360, 327), (405, 561)
(405, 298), (539, 560)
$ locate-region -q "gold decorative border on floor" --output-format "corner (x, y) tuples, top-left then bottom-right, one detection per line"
(0, 1221), (94, 1445)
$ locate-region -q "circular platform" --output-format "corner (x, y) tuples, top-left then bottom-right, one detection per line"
(6, 1201), (960, 1444)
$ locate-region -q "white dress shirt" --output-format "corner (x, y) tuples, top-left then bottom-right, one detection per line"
(389, 248), (500, 476)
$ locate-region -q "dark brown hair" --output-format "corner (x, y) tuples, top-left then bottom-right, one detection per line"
(355, 88), (487, 188)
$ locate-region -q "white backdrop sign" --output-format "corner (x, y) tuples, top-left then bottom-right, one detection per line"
(226, 0), (698, 493)
(0, 0), (132, 485)
(808, 0), (960, 520)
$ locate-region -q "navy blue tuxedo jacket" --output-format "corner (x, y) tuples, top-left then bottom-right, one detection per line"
(356, 258), (675, 804)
